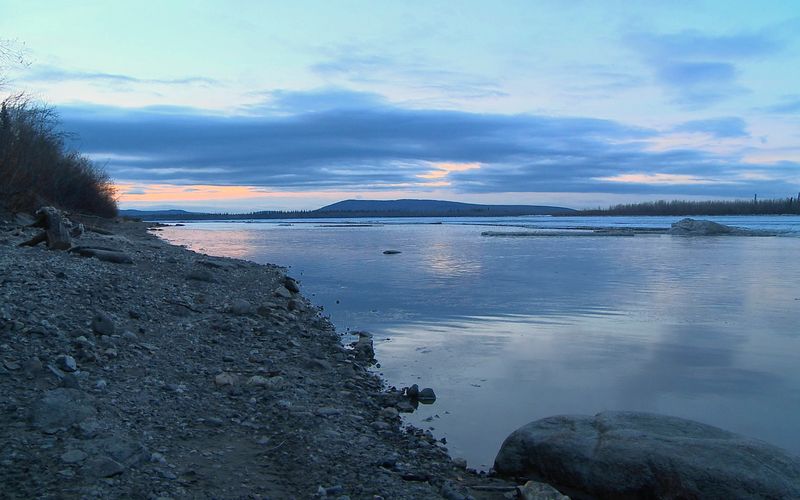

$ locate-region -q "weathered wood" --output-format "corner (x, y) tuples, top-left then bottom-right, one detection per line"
(18, 206), (72, 250)
(69, 246), (133, 264)
(84, 224), (113, 235)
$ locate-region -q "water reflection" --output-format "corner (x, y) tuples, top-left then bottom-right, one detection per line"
(160, 219), (800, 469)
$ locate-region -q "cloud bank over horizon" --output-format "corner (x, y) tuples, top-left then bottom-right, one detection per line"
(60, 88), (799, 207)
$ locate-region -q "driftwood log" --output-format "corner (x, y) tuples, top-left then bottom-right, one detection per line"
(69, 246), (133, 264)
(19, 206), (72, 250)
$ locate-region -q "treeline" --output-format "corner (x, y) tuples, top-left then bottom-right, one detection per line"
(578, 197), (800, 216)
(0, 94), (117, 217)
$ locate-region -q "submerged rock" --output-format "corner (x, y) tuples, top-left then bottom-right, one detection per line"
(494, 411), (800, 499)
(669, 218), (734, 235)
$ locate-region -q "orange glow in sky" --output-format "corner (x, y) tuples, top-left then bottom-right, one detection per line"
(117, 183), (276, 202)
(417, 162), (481, 181)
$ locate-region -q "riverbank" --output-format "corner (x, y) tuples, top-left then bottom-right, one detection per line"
(0, 212), (524, 499)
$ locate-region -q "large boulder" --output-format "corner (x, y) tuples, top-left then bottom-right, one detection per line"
(494, 412), (800, 499)
(669, 218), (734, 235)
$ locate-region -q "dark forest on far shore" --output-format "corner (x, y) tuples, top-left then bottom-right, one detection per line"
(577, 196), (800, 216)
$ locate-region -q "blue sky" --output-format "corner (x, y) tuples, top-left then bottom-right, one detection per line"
(2, 0), (799, 210)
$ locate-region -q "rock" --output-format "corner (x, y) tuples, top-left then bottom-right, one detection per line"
(396, 401), (416, 413)
(371, 421), (391, 431)
(30, 388), (97, 433)
(122, 330), (138, 342)
(517, 481), (570, 500)
(418, 388), (436, 403)
(214, 372), (238, 386)
(274, 285), (292, 299)
(186, 268), (215, 282)
(405, 384), (419, 399)
(247, 375), (284, 388)
(229, 299), (253, 315)
(494, 412), (800, 499)
(669, 218), (734, 235)
(61, 449), (89, 464)
(283, 277), (300, 293)
(316, 407), (343, 417)
(55, 354), (77, 372)
(351, 332), (375, 363)
(383, 250), (401, 255)
(84, 456), (125, 478)
(89, 435), (149, 467)
(380, 407), (399, 419)
(22, 357), (43, 376)
(91, 312), (115, 336)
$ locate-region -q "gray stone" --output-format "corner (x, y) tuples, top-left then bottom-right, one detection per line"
(283, 277), (300, 293)
(82, 435), (148, 468)
(418, 388), (436, 402)
(121, 330), (138, 341)
(84, 456), (125, 478)
(274, 285), (292, 299)
(316, 407), (343, 417)
(61, 449), (88, 464)
(229, 299), (253, 315)
(669, 218), (734, 235)
(494, 411), (800, 499)
(371, 421), (391, 431)
(55, 354), (77, 372)
(351, 332), (375, 363)
(91, 312), (115, 336)
(517, 481), (570, 500)
(30, 388), (96, 433)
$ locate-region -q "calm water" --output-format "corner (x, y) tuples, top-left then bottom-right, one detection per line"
(159, 216), (800, 469)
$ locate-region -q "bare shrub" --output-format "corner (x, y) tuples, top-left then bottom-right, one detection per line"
(0, 95), (117, 217)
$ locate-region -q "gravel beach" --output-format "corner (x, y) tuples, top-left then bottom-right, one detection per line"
(0, 212), (526, 499)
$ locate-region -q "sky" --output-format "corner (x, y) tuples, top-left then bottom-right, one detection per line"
(1, 0), (799, 211)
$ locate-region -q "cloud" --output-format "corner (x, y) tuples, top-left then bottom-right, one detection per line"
(310, 46), (507, 100)
(628, 30), (782, 108)
(58, 88), (798, 199)
(630, 30), (781, 61)
(673, 117), (749, 138)
(763, 96), (800, 114)
(20, 64), (218, 87)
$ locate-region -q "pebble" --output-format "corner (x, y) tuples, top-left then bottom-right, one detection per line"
(316, 407), (343, 417)
(56, 355), (77, 372)
(214, 372), (238, 386)
(85, 456), (125, 478)
(91, 312), (116, 336)
(371, 421), (391, 431)
(229, 299), (252, 315)
(61, 449), (88, 463)
(380, 407), (399, 419)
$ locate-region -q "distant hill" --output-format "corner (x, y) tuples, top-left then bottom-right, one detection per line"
(119, 199), (575, 220)
(317, 199), (574, 216)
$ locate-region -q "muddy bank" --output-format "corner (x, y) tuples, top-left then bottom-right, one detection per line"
(0, 212), (535, 499)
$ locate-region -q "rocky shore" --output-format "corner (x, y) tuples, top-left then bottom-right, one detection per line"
(0, 210), (536, 499)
